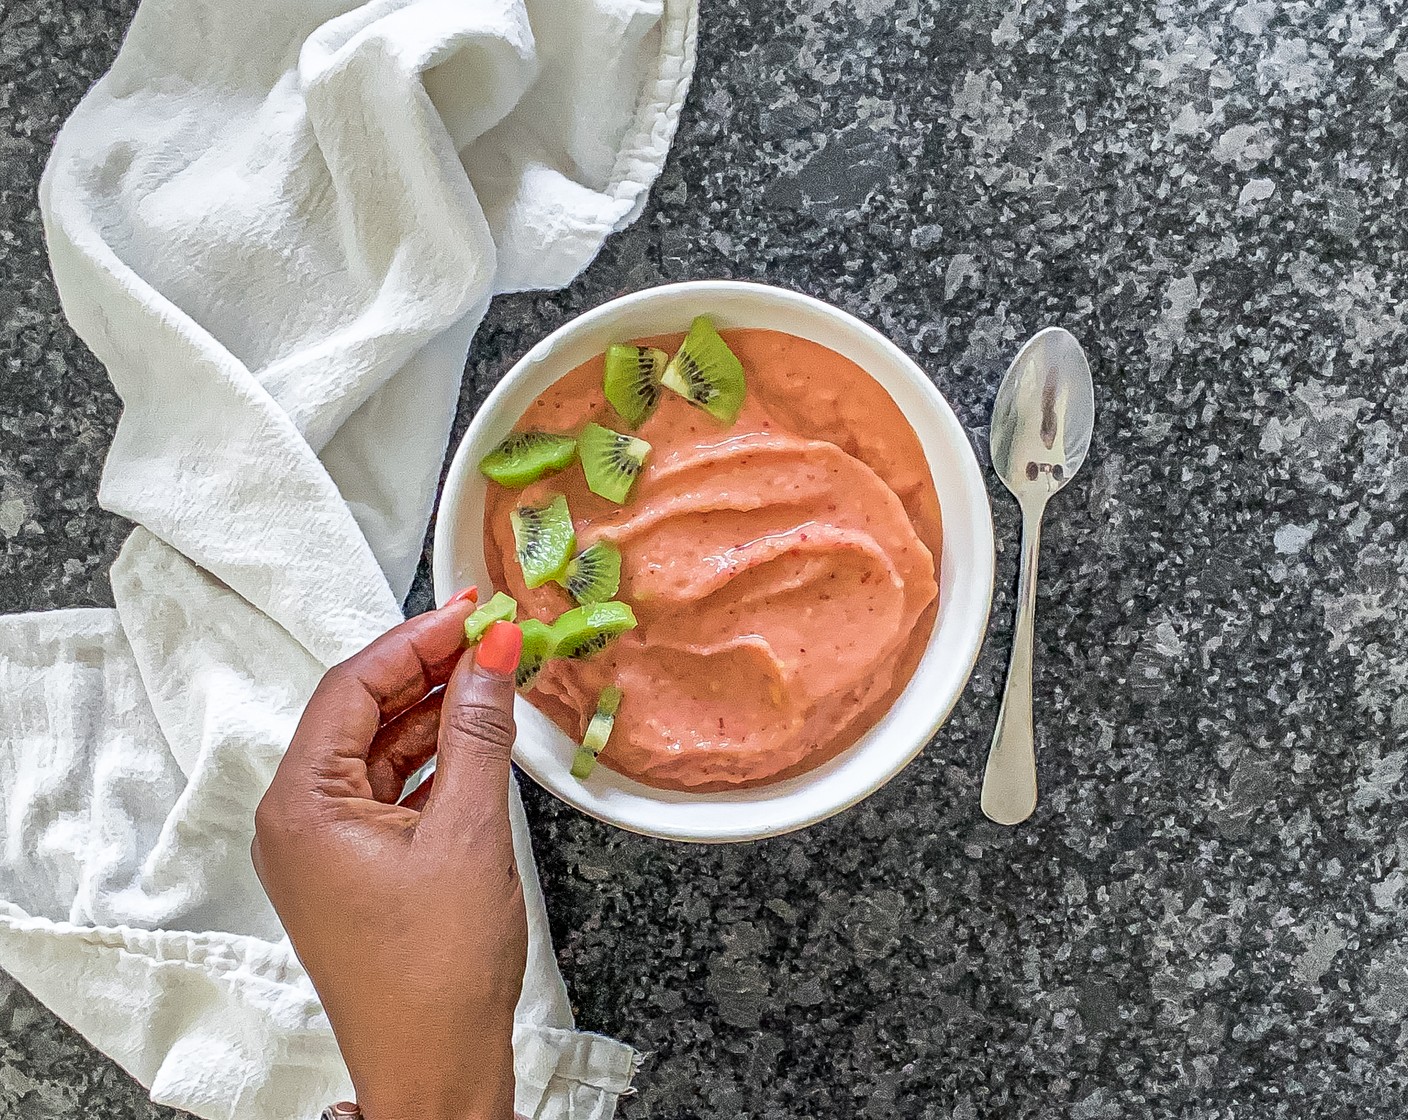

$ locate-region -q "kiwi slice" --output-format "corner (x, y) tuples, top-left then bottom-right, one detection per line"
(463, 591), (517, 644)
(549, 600), (637, 660)
(578, 421), (651, 504)
(515, 618), (557, 691)
(604, 344), (667, 427)
(570, 685), (623, 779)
(660, 316), (746, 424)
(511, 495), (575, 588)
(559, 540), (622, 606)
(479, 431), (577, 487)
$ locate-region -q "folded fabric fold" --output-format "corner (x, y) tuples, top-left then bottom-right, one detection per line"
(0, 1), (696, 1117)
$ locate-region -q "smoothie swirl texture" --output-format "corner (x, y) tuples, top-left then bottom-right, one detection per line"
(484, 328), (943, 791)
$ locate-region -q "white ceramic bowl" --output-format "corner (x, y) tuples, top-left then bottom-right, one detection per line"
(433, 281), (994, 842)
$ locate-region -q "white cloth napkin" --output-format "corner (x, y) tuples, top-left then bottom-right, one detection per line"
(0, 1), (694, 1117)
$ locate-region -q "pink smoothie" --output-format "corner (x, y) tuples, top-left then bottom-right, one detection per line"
(484, 328), (942, 791)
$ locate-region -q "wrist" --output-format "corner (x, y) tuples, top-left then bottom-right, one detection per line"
(346, 1112), (525, 1120)
(355, 1089), (515, 1120)
(352, 1044), (517, 1120)
(356, 1101), (512, 1120)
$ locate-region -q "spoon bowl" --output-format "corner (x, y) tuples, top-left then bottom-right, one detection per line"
(990, 327), (1095, 503)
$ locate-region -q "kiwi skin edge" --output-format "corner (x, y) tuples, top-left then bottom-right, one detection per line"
(479, 431), (577, 487)
(571, 686), (624, 779)
(549, 600), (637, 659)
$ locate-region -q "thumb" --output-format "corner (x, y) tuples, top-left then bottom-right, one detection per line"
(419, 621), (521, 837)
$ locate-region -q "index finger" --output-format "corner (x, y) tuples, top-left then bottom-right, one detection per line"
(280, 596), (479, 783)
(332, 593), (482, 719)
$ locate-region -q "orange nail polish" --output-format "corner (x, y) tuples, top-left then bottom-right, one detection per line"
(475, 621), (522, 678)
(446, 585), (479, 606)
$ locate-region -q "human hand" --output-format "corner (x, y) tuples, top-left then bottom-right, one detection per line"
(252, 596), (526, 1120)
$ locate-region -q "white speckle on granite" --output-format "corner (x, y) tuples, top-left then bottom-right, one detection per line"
(1322, 591), (1389, 650)
(1071, 1086), (1121, 1119)
(1293, 921), (1347, 985)
(0, 496), (27, 539)
(944, 253), (980, 301)
(1353, 750), (1407, 809)
(1372, 872), (1405, 911)
(1150, 274), (1199, 377)
(1169, 103), (1206, 136)
(910, 223), (942, 250)
(1150, 620), (1186, 659)
(1238, 177), (1276, 207)
(1215, 123), (1275, 166)
(991, 6), (1019, 48)
(1365, 945), (1408, 1020)
(1231, 0), (1277, 35)
(1260, 414), (1306, 453)
(1274, 523), (1314, 554)
(1259, 37), (1329, 101)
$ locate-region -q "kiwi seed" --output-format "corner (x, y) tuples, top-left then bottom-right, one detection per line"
(479, 431), (577, 487)
(515, 618), (558, 691)
(511, 495), (576, 588)
(578, 421), (651, 504)
(548, 600), (637, 660)
(559, 540), (622, 606)
(604, 344), (667, 427)
(570, 685), (624, 779)
(660, 316), (746, 424)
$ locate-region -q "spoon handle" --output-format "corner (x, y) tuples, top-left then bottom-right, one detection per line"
(981, 501), (1044, 825)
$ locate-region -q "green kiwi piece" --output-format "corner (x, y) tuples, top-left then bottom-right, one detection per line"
(578, 421), (651, 504)
(559, 540), (622, 606)
(463, 591), (517, 644)
(570, 685), (623, 779)
(549, 601), (637, 660)
(511, 495), (575, 589)
(515, 619), (558, 691)
(479, 431), (577, 487)
(604, 344), (667, 427)
(660, 316), (746, 424)
(569, 745), (598, 779)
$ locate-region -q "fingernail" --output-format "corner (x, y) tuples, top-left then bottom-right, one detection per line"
(474, 621), (522, 679)
(446, 585), (479, 606)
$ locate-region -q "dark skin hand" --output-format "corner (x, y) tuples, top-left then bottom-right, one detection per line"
(252, 598), (526, 1120)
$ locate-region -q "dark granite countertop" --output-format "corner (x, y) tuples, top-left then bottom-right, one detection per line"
(5, 0), (1408, 1117)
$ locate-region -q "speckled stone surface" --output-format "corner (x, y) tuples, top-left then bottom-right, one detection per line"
(4, 0), (1408, 1117)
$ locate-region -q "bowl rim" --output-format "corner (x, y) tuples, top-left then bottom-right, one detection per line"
(434, 279), (994, 842)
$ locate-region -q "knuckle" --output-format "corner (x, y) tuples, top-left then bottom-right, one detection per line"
(316, 661), (354, 695)
(443, 700), (516, 751)
(252, 796), (279, 841)
(253, 788), (309, 845)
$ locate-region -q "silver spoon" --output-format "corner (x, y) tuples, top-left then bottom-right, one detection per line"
(981, 327), (1095, 825)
